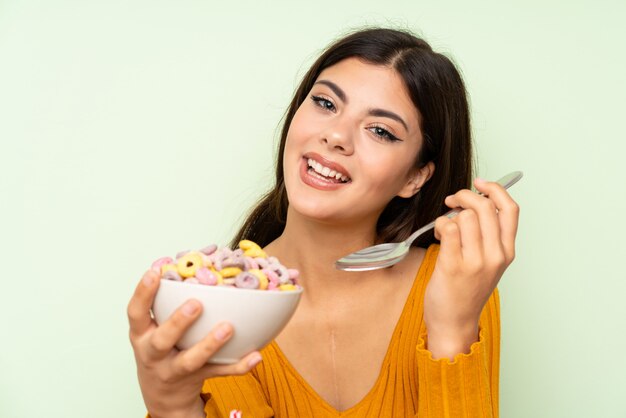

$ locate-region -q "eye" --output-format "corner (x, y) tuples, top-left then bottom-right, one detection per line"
(368, 125), (401, 142)
(311, 95), (336, 112)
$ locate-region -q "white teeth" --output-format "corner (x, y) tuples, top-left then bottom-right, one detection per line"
(306, 157), (349, 181)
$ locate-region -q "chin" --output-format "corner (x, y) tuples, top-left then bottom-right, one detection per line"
(287, 193), (381, 228)
(287, 195), (341, 223)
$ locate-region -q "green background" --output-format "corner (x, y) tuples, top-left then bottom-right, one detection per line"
(1, 0), (625, 417)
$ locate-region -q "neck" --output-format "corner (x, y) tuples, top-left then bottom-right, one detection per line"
(264, 207), (385, 302)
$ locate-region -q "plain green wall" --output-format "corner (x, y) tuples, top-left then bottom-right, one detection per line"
(1, 0), (625, 417)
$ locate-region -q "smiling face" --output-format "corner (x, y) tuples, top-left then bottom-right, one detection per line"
(283, 57), (434, 227)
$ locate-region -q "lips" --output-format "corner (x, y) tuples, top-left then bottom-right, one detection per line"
(299, 152), (352, 191)
(303, 152), (351, 180)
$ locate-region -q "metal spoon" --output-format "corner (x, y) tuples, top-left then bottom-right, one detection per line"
(335, 171), (523, 271)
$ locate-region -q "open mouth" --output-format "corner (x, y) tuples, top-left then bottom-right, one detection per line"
(305, 158), (351, 184)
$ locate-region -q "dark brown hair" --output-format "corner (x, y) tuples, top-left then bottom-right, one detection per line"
(230, 27), (473, 249)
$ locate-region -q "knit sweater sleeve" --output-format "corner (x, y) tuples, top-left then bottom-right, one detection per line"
(415, 288), (501, 417)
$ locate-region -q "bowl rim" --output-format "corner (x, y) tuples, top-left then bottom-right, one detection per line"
(158, 278), (304, 295)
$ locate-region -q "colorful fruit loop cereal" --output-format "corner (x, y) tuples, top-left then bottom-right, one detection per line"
(150, 240), (300, 291)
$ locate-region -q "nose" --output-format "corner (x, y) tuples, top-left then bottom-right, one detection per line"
(320, 118), (354, 155)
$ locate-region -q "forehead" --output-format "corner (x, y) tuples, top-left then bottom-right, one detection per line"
(315, 57), (420, 130)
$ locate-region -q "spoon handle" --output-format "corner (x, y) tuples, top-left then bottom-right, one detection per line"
(405, 171), (523, 246)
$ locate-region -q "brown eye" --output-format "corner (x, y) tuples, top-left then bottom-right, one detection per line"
(368, 125), (401, 142)
(311, 95), (336, 112)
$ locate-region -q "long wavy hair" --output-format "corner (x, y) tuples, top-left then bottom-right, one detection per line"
(230, 27), (473, 249)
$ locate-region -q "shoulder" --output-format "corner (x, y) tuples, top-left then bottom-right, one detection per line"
(385, 244), (439, 295)
(424, 243), (440, 258)
(402, 244), (439, 278)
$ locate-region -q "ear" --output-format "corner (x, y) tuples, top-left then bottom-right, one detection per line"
(397, 162), (435, 198)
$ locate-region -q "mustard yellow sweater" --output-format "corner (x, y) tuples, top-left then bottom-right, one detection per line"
(198, 245), (500, 417)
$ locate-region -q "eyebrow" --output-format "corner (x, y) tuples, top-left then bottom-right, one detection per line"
(314, 80), (347, 103)
(313, 79), (409, 132)
(368, 108), (409, 132)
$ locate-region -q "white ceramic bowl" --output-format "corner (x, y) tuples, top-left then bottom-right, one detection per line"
(152, 279), (303, 364)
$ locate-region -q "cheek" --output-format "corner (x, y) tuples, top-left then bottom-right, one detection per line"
(284, 107), (322, 166)
(284, 119), (303, 160)
(359, 149), (416, 190)
(287, 108), (314, 142)
(283, 114), (310, 174)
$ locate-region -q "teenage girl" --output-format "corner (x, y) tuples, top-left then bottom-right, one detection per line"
(128, 27), (519, 418)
